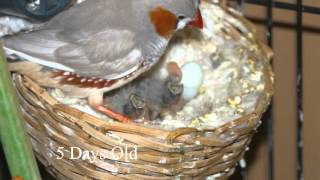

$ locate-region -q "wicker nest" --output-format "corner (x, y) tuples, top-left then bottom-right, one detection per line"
(12, 1), (273, 179)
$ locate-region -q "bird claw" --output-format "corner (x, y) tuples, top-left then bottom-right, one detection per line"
(96, 105), (133, 123)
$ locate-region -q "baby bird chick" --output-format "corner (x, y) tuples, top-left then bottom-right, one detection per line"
(103, 62), (184, 122)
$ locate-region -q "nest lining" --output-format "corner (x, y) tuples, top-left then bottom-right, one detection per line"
(50, 2), (268, 131)
(6, 2), (273, 179)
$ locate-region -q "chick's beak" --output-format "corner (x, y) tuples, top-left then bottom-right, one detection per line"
(188, 9), (203, 29)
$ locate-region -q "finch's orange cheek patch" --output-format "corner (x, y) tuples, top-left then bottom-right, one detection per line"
(149, 7), (178, 38)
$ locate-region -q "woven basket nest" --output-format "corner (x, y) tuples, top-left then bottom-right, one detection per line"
(12, 2), (274, 180)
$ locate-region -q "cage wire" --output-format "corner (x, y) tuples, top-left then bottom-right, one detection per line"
(228, 0), (320, 179)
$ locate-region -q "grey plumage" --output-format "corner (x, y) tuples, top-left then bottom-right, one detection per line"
(5, 0), (201, 123)
(4, 0), (199, 79)
(104, 61), (184, 121)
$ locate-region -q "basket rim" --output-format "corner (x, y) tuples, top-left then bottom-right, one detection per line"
(10, 3), (275, 178)
(14, 2), (274, 144)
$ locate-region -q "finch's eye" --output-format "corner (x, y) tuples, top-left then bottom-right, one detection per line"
(178, 15), (186, 20)
(176, 14), (191, 30)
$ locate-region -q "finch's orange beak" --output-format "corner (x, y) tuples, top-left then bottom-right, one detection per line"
(188, 9), (203, 29)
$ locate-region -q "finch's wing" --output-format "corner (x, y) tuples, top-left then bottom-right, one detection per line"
(5, 28), (143, 79)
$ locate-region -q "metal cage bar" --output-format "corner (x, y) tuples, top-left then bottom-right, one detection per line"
(266, 0), (274, 179)
(246, 0), (320, 14)
(239, 0), (320, 179)
(296, 0), (303, 179)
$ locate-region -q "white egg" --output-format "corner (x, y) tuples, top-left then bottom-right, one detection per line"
(181, 62), (204, 100)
